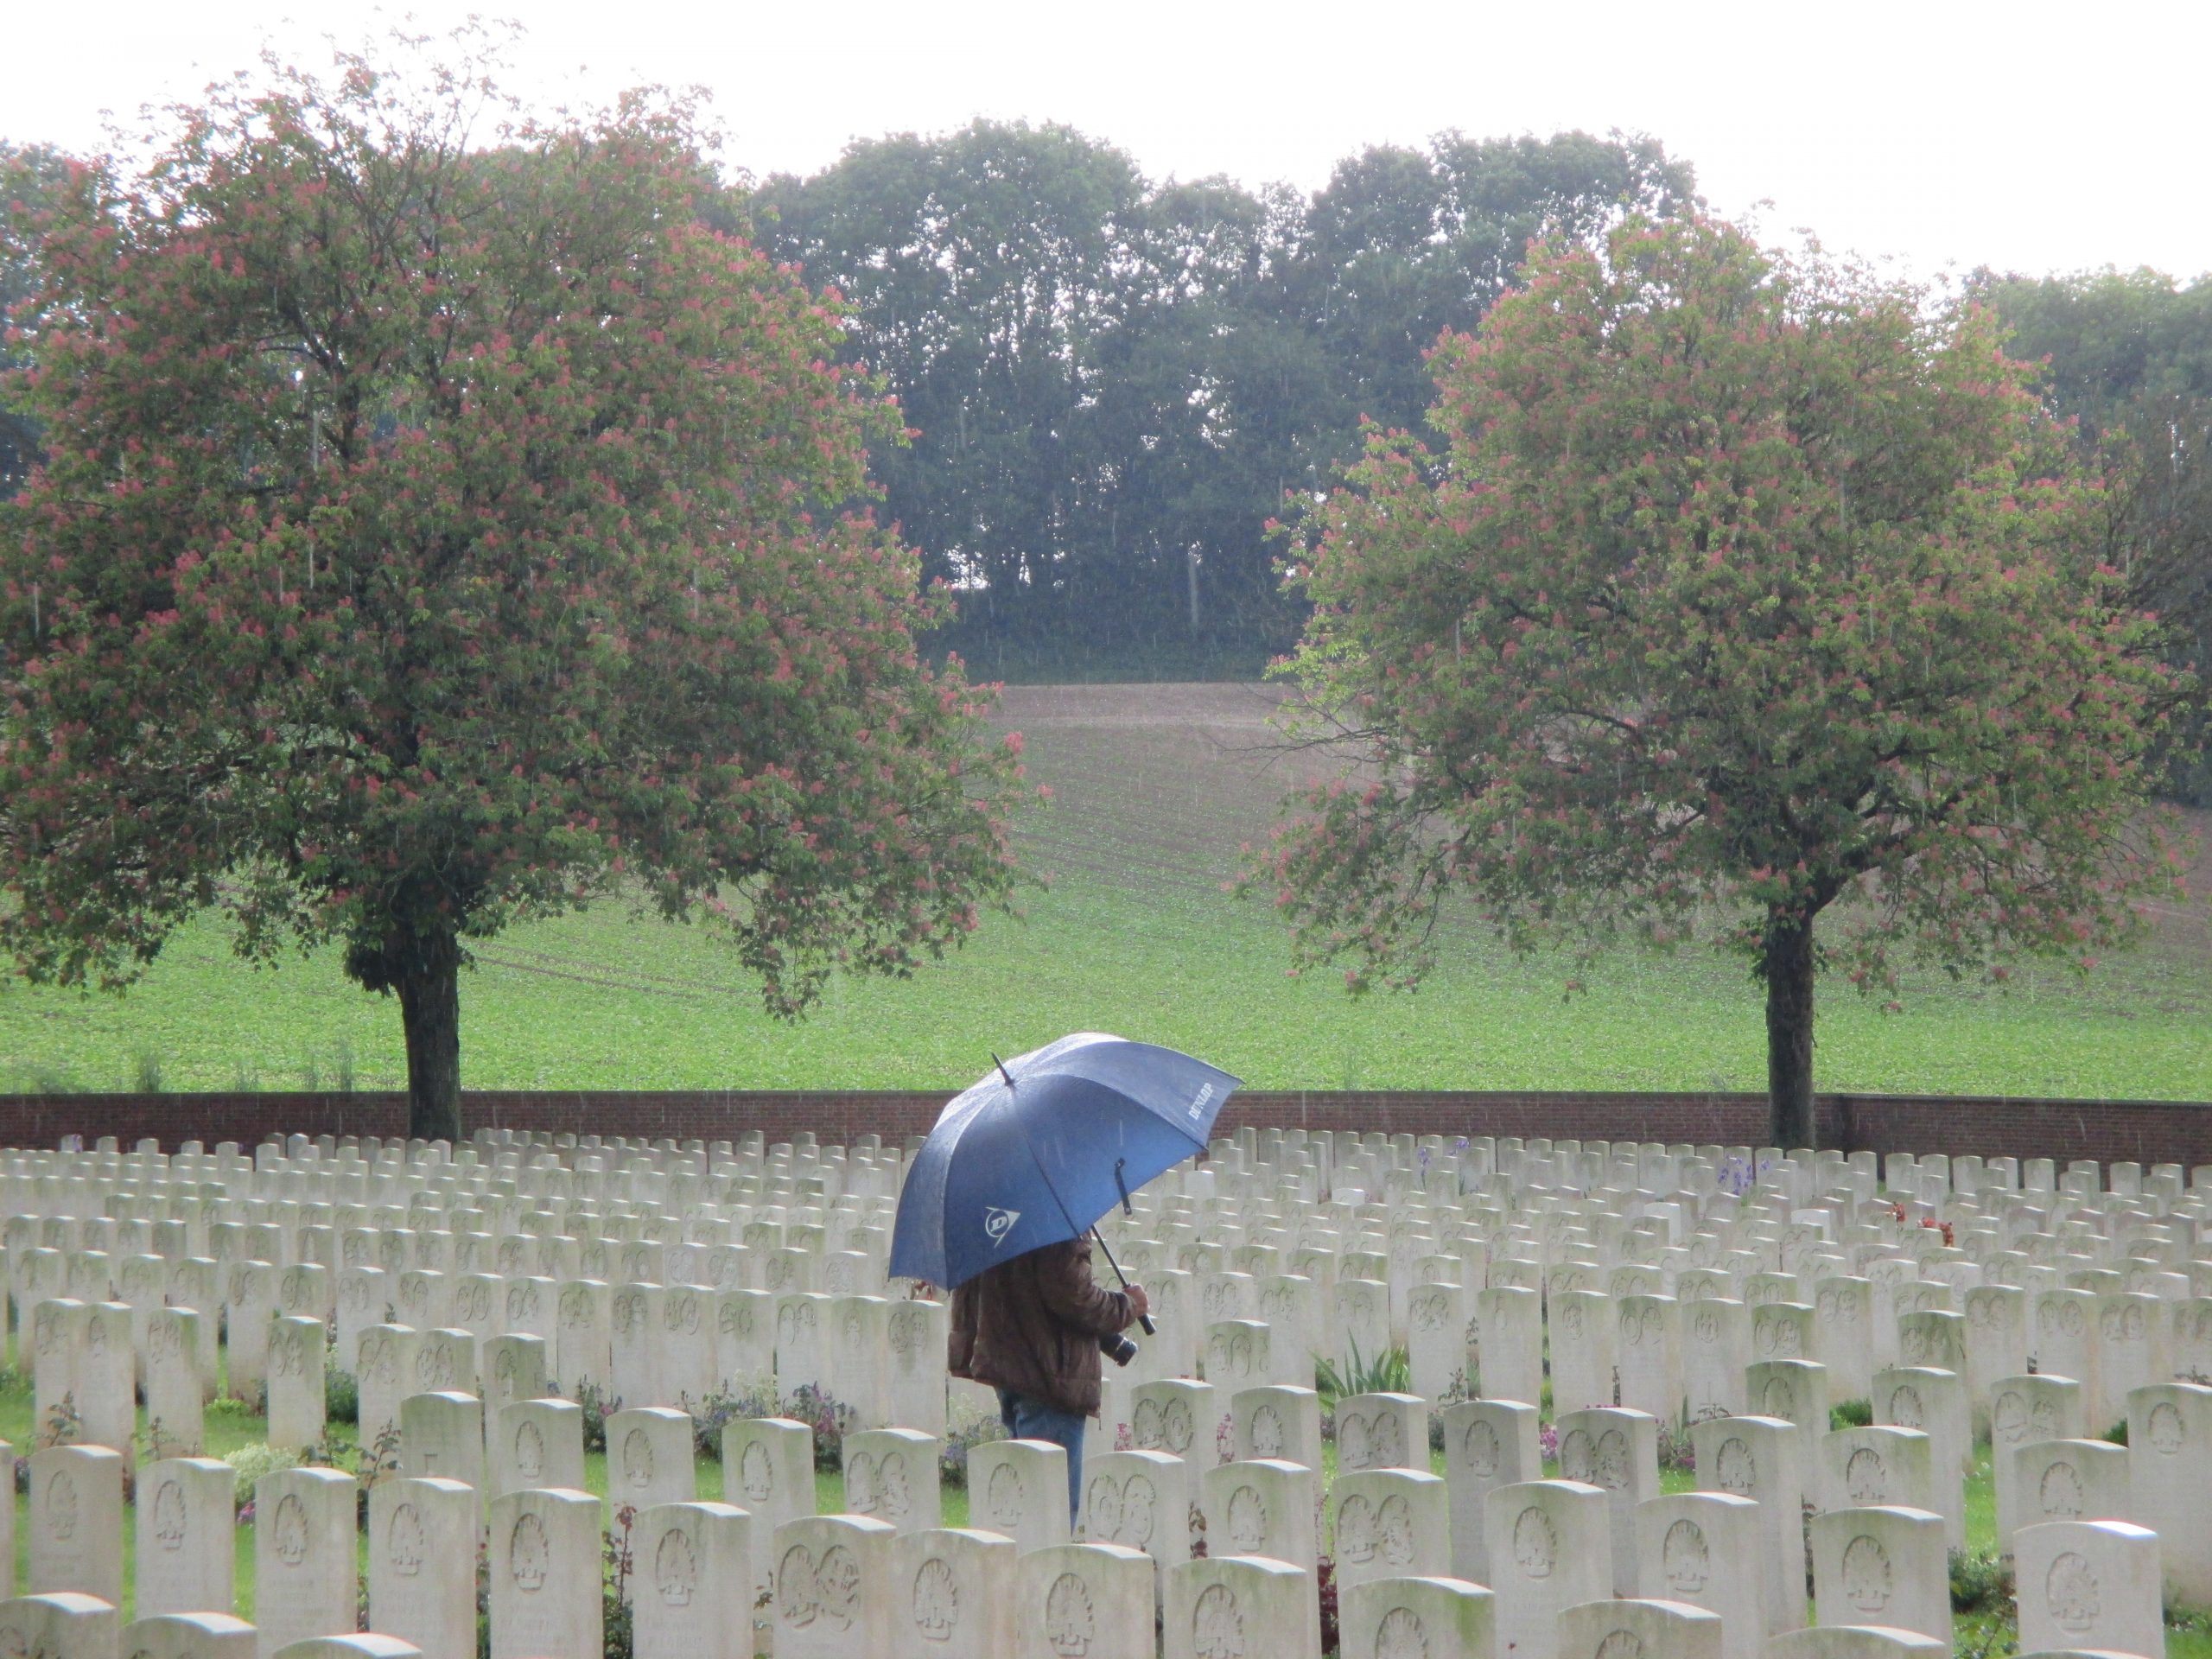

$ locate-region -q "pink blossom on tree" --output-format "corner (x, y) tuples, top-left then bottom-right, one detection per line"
(1259, 217), (2189, 1146)
(0, 29), (1028, 1138)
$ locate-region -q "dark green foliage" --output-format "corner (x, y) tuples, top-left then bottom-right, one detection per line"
(1830, 1398), (1874, 1430)
(758, 121), (1697, 669)
(324, 1351), (358, 1424)
(2103, 1418), (2130, 1446)
(681, 1384), (777, 1461)
(782, 1383), (854, 1470)
(939, 1408), (1008, 1489)
(573, 1381), (620, 1456)
(1975, 267), (2212, 803)
(1313, 1336), (1412, 1414)
(1950, 1546), (2017, 1612)
(602, 1506), (636, 1659)
(0, 142), (69, 498)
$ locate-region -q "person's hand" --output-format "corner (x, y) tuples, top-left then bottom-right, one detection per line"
(1125, 1283), (1150, 1321)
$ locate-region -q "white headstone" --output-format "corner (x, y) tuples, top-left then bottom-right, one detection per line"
(1808, 1506), (1949, 1646)
(842, 1427), (941, 1537)
(254, 1467), (358, 1659)
(2013, 1519), (2164, 1659)
(368, 1477), (477, 1659)
(772, 1513), (897, 1659)
(1014, 1542), (1154, 1659)
(1484, 1481), (1611, 1659)
(890, 1526), (1016, 1658)
(29, 1445), (124, 1606)
(632, 1502), (752, 1659)
(1165, 1555), (1319, 1659)
(135, 1458), (235, 1618)
(488, 1488), (601, 1659)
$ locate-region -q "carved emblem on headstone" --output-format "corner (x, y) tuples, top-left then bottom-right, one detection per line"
(654, 1525), (697, 1608)
(1845, 1447), (1888, 1504)
(1045, 1572), (1095, 1656)
(1374, 1606), (1430, 1659)
(1512, 1506), (1556, 1579)
(987, 1462), (1025, 1528)
(1594, 1428), (1630, 1490)
(514, 1421), (545, 1482)
(815, 1544), (860, 1630)
(510, 1513), (549, 1592)
(1888, 1385), (1924, 1429)
(741, 1440), (773, 1502)
(666, 1291), (700, 1336)
(1191, 1582), (1245, 1659)
(1226, 1485), (1267, 1552)
(153, 1478), (187, 1551)
(779, 1545), (821, 1627)
(912, 1556), (958, 1642)
(888, 1306), (922, 1362)
(273, 1493), (309, 1567)
(621, 1427), (654, 1491)
(1122, 1474), (1157, 1548)
(1338, 1494), (1376, 1564)
(1084, 1473), (1120, 1540)
(1463, 1419), (1500, 1478)
(388, 1503), (425, 1577)
(2046, 1551), (2101, 1635)
(1840, 1535), (1891, 1615)
(2038, 1459), (2085, 1518)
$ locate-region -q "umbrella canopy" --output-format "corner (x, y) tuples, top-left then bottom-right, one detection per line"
(889, 1033), (1241, 1288)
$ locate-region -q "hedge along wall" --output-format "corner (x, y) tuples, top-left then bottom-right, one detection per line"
(2, 1089), (2209, 1169)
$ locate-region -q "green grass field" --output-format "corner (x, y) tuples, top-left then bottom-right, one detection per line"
(2, 685), (2204, 1101)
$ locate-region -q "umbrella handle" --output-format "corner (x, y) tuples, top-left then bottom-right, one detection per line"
(1091, 1227), (1156, 1336)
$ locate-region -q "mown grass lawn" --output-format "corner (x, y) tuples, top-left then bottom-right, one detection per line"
(0, 685), (2202, 1102)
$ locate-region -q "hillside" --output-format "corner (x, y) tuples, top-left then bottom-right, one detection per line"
(0, 683), (2204, 1099)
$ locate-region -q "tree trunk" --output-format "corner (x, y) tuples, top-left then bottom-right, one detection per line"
(1763, 910), (1818, 1150)
(395, 932), (463, 1145)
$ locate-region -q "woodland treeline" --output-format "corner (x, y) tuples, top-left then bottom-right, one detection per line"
(4, 121), (2209, 786)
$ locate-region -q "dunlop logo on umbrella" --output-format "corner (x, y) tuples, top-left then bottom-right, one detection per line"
(983, 1206), (1022, 1245)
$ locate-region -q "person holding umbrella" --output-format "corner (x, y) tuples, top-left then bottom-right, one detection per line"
(891, 1033), (1240, 1527)
(946, 1232), (1148, 1523)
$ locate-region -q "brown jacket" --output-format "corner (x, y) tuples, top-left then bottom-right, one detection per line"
(947, 1237), (1135, 1417)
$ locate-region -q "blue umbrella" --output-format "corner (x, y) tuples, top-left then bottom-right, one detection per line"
(889, 1033), (1241, 1308)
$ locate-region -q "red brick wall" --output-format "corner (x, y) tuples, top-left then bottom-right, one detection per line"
(5, 1088), (2209, 1168)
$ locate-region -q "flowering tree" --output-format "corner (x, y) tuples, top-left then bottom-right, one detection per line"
(0, 35), (1028, 1139)
(1262, 218), (2187, 1147)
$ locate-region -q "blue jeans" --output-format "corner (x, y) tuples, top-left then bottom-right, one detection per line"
(996, 1387), (1086, 1527)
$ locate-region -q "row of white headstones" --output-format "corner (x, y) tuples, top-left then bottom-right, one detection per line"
(0, 1126), (2204, 1659)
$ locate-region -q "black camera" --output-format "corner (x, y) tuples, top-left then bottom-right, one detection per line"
(1099, 1332), (1138, 1367)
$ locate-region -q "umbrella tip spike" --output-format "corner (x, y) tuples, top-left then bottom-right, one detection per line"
(991, 1052), (1017, 1090)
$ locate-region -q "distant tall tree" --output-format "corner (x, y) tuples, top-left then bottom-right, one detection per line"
(0, 142), (68, 496)
(762, 124), (1700, 668)
(759, 121), (1147, 645)
(1976, 268), (2212, 799)
(0, 33), (1027, 1141)
(1262, 219), (2186, 1147)
(1284, 130), (1700, 447)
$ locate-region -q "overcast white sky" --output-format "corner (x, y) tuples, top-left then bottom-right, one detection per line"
(8, 0), (2208, 283)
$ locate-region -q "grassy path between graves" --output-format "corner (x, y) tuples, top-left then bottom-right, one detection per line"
(1, 686), (2205, 1101)
(2, 1363), (2208, 1655)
